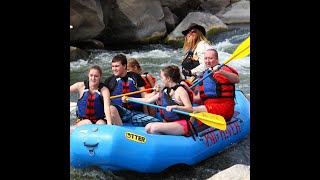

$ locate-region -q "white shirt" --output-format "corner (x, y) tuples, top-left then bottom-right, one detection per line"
(187, 40), (211, 82)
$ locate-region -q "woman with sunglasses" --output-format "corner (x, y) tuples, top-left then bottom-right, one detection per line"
(181, 23), (211, 84)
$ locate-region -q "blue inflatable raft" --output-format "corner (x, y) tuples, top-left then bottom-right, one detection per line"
(70, 89), (250, 173)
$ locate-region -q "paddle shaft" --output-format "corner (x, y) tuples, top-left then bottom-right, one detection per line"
(110, 88), (154, 99)
(189, 64), (222, 89)
(127, 99), (190, 116)
(190, 71), (212, 89)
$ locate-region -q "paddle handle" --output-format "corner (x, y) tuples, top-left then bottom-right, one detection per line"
(127, 99), (190, 116)
(110, 88), (154, 99)
(190, 71), (212, 89)
(189, 63), (226, 89)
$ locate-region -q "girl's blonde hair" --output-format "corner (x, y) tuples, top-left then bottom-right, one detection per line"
(127, 58), (142, 74)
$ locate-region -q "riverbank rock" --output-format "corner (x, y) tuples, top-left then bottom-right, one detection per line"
(207, 164), (250, 180)
(165, 12), (228, 47)
(217, 0), (250, 24)
(70, 0), (105, 41)
(70, 46), (89, 62)
(69, 0), (250, 60)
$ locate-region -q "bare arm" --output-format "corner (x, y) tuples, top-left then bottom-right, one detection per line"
(180, 81), (196, 97)
(213, 66), (240, 84)
(101, 87), (112, 125)
(166, 87), (193, 113)
(192, 91), (202, 105)
(70, 82), (81, 92)
(70, 82), (84, 98)
(123, 92), (160, 104)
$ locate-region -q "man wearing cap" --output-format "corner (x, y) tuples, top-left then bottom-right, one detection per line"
(181, 23), (211, 83)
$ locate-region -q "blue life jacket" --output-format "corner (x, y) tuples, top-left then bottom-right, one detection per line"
(157, 84), (191, 121)
(110, 76), (142, 111)
(199, 66), (235, 99)
(76, 81), (105, 120)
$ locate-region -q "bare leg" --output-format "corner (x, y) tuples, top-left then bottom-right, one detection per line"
(148, 106), (156, 117)
(145, 122), (185, 135)
(193, 105), (208, 113)
(145, 122), (156, 134)
(190, 105), (208, 124)
(110, 105), (123, 126)
(96, 119), (107, 125)
(76, 119), (92, 127)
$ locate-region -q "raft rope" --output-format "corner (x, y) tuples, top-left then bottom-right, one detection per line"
(186, 119), (199, 141)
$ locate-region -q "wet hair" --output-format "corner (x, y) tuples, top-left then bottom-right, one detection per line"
(88, 65), (102, 76)
(206, 48), (219, 59)
(161, 65), (181, 83)
(127, 58), (142, 74)
(112, 54), (127, 66)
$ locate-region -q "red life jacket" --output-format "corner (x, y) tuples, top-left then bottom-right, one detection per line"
(199, 65), (237, 100)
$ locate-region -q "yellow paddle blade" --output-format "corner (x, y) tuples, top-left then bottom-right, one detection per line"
(190, 112), (226, 130)
(223, 36), (250, 65)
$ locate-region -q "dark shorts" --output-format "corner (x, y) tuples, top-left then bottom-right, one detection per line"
(114, 104), (161, 126)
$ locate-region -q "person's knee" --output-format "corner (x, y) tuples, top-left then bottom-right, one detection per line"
(96, 120), (106, 125)
(149, 124), (162, 134)
(110, 105), (118, 114)
(145, 123), (151, 133)
(192, 105), (206, 113)
(192, 106), (200, 113)
(145, 123), (160, 134)
(111, 106), (122, 119)
(115, 118), (123, 126)
(76, 120), (91, 127)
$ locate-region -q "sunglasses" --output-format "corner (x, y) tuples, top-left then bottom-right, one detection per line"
(187, 29), (197, 34)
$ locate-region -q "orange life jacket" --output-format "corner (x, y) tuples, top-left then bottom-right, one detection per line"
(141, 72), (156, 93)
